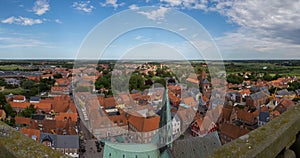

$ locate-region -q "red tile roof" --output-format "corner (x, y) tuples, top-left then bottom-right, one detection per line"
(220, 123), (250, 139)
(128, 114), (160, 132)
(32, 102), (52, 111)
(12, 95), (26, 101)
(183, 97), (196, 107)
(55, 112), (78, 122)
(15, 116), (31, 125)
(21, 128), (40, 141)
(9, 102), (30, 109)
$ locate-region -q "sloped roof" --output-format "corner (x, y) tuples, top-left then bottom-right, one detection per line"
(127, 114), (160, 132)
(219, 123), (249, 139)
(9, 102), (30, 109)
(201, 79), (210, 84)
(55, 113), (78, 122)
(103, 142), (159, 158)
(21, 128), (40, 142)
(15, 116), (31, 125)
(40, 133), (79, 149)
(171, 131), (221, 158)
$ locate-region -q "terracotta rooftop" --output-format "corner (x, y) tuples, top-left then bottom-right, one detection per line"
(55, 113), (78, 122)
(12, 95), (26, 101)
(15, 116), (31, 125)
(182, 97), (197, 107)
(127, 114), (160, 132)
(220, 123), (250, 139)
(21, 128), (40, 142)
(237, 109), (257, 124)
(9, 102), (30, 109)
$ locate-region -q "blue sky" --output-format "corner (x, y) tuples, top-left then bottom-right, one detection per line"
(0, 0), (299, 60)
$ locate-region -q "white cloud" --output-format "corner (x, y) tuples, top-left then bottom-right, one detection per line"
(0, 36), (52, 49)
(32, 0), (50, 15)
(160, 0), (208, 10)
(178, 27), (187, 31)
(129, 4), (139, 10)
(135, 35), (142, 40)
(101, 0), (125, 9)
(138, 7), (169, 21)
(1, 16), (43, 26)
(72, 1), (95, 13)
(55, 19), (62, 24)
(158, 0), (300, 59)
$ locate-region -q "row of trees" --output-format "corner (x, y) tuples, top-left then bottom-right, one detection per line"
(227, 73), (282, 84)
(94, 65), (175, 96)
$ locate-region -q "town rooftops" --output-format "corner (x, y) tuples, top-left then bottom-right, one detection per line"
(40, 133), (79, 149)
(249, 90), (269, 100)
(171, 131), (221, 158)
(15, 116), (31, 125)
(30, 96), (40, 103)
(21, 128), (40, 142)
(219, 123), (250, 139)
(128, 114), (160, 132)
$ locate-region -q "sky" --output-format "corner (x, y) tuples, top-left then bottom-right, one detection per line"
(0, 0), (299, 60)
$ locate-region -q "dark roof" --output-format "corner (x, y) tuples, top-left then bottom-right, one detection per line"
(32, 114), (45, 120)
(30, 96), (40, 102)
(171, 131), (221, 158)
(276, 89), (291, 96)
(259, 112), (270, 122)
(250, 90), (269, 100)
(201, 79), (210, 84)
(40, 133), (79, 148)
(56, 135), (79, 148)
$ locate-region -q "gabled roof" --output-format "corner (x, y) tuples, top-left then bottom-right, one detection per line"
(21, 128), (40, 141)
(55, 113), (78, 122)
(201, 79), (210, 84)
(127, 114), (160, 132)
(182, 97), (196, 107)
(9, 102), (30, 109)
(30, 96), (40, 102)
(12, 95), (26, 101)
(219, 123), (249, 139)
(259, 111), (270, 122)
(32, 102), (52, 111)
(15, 116), (31, 125)
(171, 131), (221, 158)
(32, 114), (46, 120)
(40, 133), (79, 148)
(56, 135), (79, 148)
(249, 90), (269, 100)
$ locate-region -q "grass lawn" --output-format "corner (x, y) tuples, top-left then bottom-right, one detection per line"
(0, 88), (25, 95)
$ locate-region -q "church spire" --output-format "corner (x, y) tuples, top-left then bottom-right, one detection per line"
(158, 81), (172, 148)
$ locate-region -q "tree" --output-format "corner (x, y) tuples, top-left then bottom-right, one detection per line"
(129, 73), (145, 91)
(227, 74), (243, 84)
(288, 81), (300, 91)
(0, 92), (7, 105)
(95, 74), (111, 90)
(262, 74), (273, 81)
(3, 103), (16, 117)
(21, 80), (36, 90)
(53, 73), (62, 79)
(21, 104), (36, 118)
(0, 78), (6, 87)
